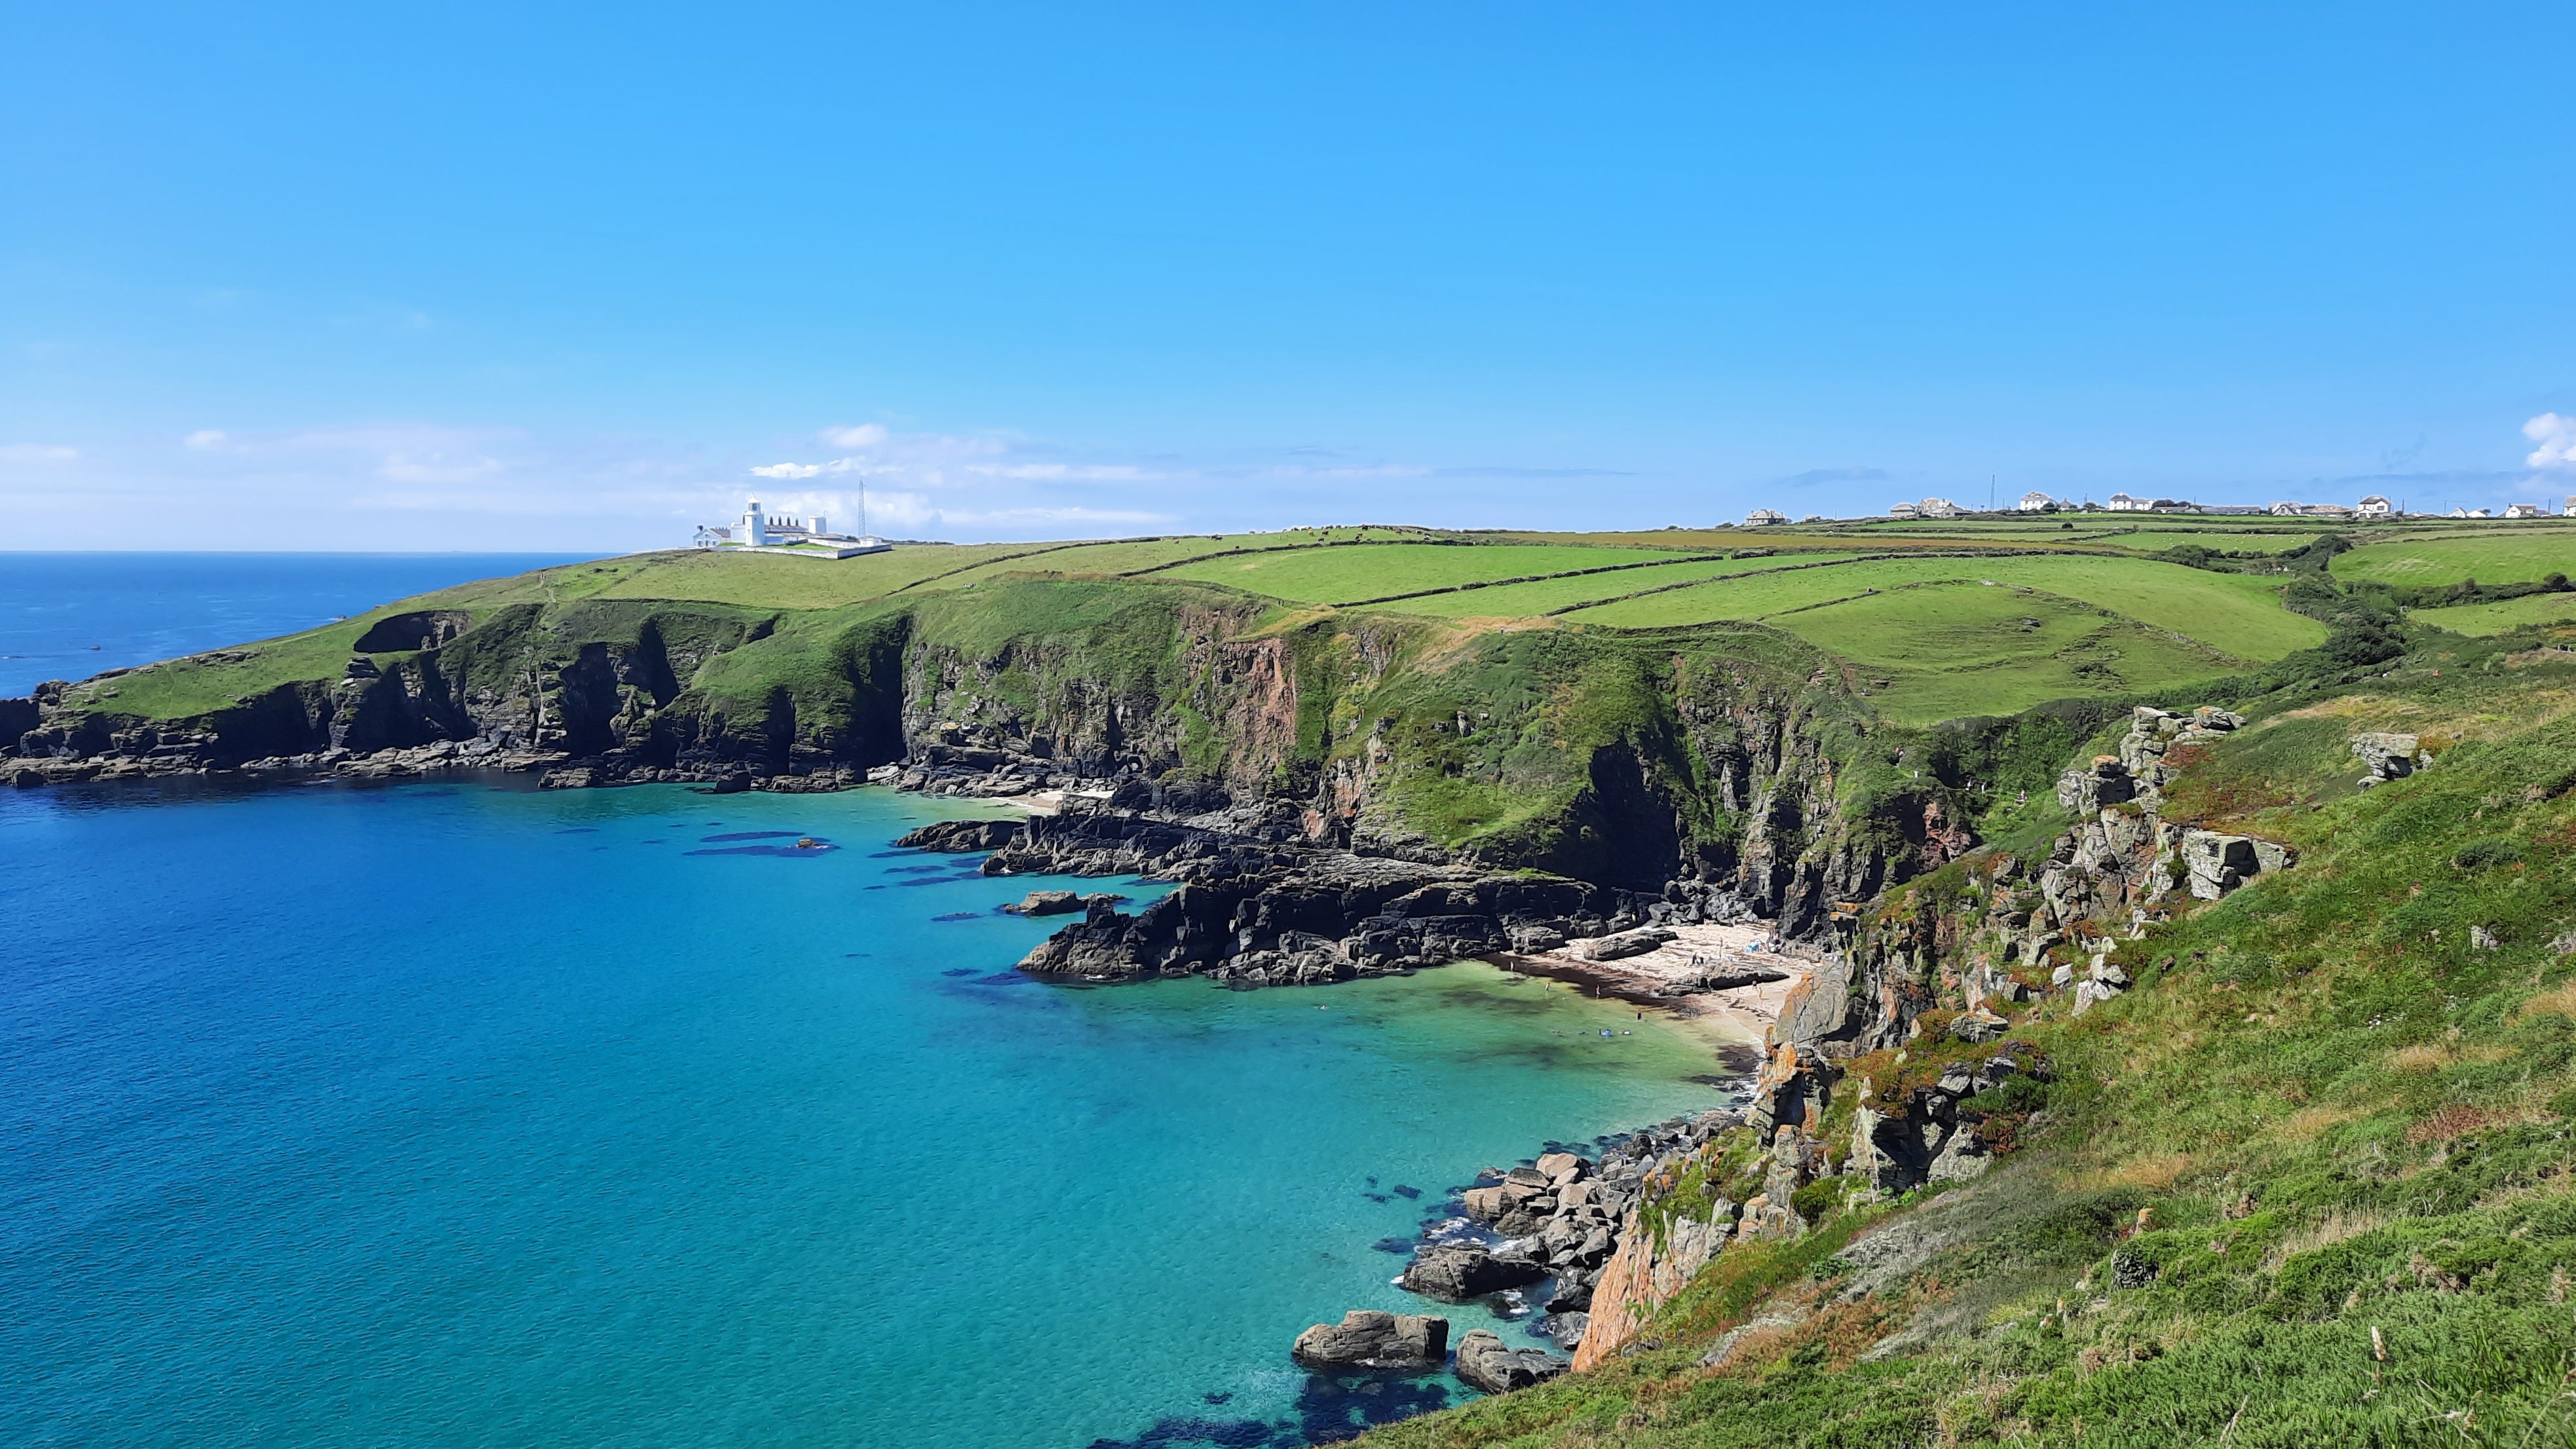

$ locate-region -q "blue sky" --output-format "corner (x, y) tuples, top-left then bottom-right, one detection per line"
(4, 3), (2572, 548)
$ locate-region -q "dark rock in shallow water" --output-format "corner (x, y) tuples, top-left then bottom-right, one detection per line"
(896, 818), (1024, 853)
(1004, 888), (1083, 916)
(1291, 1310), (1449, 1368)
(1398, 1245), (1545, 1301)
(1453, 1330), (1569, 1393)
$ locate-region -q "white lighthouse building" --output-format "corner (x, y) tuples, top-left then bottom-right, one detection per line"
(694, 498), (891, 559)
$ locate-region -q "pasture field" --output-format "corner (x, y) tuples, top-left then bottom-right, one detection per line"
(2332, 529), (2576, 586)
(1347, 552), (1865, 618)
(1557, 553), (2322, 661)
(2407, 590), (2576, 636)
(1764, 582), (2248, 723)
(1159, 540), (1729, 603)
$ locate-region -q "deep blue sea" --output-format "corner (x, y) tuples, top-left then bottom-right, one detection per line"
(0, 557), (1727, 1448)
(0, 553), (603, 698)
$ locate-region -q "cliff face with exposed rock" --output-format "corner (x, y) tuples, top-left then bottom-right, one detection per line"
(11, 580), (1984, 942)
(1566, 703), (2290, 1370)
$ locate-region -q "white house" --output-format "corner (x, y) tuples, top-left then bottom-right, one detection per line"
(2018, 491), (2056, 512)
(2106, 493), (2148, 512)
(694, 499), (892, 559)
(2267, 501), (2304, 516)
(1918, 498), (1963, 519)
(1743, 508), (1787, 527)
(2505, 503), (2547, 519)
(2448, 506), (2492, 519)
(1887, 501), (1922, 519)
(2356, 495), (2395, 519)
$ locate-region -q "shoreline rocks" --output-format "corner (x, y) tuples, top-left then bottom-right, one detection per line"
(1398, 1245), (1547, 1301)
(1453, 1330), (1568, 1393)
(1291, 1311), (1449, 1369)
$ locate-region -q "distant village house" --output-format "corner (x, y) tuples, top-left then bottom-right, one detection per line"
(2355, 495), (2394, 518)
(2017, 491), (2056, 511)
(1743, 508), (1786, 527)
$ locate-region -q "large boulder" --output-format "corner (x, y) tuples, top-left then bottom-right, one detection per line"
(1003, 890), (1082, 916)
(2351, 732), (2421, 781)
(895, 818), (1024, 852)
(1453, 1330), (1570, 1393)
(1291, 1309), (1449, 1368)
(2182, 831), (2258, 899)
(1570, 926), (1676, 962)
(1398, 1245), (1547, 1301)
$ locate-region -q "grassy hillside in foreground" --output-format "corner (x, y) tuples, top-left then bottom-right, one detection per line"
(1361, 630), (2576, 1448)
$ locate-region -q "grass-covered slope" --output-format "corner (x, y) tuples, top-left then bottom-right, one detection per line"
(1362, 635), (2576, 1448)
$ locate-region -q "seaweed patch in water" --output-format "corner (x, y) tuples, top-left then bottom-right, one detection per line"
(1371, 1236), (1414, 1255)
(932, 912), (981, 923)
(685, 844), (833, 858)
(1390, 1185), (1421, 1199)
(941, 967), (979, 977)
(701, 830), (805, 842)
(553, 827), (597, 835)
(1078, 1369), (1456, 1446)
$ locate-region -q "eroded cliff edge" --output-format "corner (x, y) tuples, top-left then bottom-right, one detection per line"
(6, 576), (2005, 952)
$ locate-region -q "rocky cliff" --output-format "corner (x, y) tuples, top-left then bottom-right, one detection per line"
(9, 579), (1983, 935)
(1566, 702), (2296, 1369)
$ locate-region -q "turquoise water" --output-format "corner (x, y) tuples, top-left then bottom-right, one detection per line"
(1, 778), (1722, 1447)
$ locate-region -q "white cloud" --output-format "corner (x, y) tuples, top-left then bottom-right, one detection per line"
(2527, 413), (2576, 470)
(183, 429), (229, 451)
(0, 443), (78, 464)
(819, 423), (888, 449)
(751, 462), (824, 479)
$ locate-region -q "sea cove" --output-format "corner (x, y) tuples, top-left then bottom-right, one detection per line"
(0, 778), (1722, 1448)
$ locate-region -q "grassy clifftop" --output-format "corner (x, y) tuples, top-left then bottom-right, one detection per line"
(57, 511), (2552, 730)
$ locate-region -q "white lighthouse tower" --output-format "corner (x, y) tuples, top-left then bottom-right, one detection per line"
(742, 499), (767, 547)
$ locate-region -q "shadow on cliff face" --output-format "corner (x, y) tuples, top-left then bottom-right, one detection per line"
(1083, 1370), (1454, 1448)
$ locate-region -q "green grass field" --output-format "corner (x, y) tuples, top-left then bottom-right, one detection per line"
(1764, 582), (2246, 723)
(1159, 540), (1722, 603)
(1559, 553), (2323, 661)
(1347, 552), (1865, 618)
(2332, 528), (2576, 586)
(2408, 590), (2576, 636)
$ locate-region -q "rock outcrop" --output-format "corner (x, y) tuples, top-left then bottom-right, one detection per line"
(1290, 1311), (1449, 1368)
(1453, 1330), (1569, 1393)
(1398, 1245), (1547, 1302)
